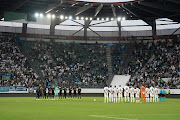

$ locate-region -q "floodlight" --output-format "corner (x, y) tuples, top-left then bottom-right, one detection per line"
(52, 14), (55, 19)
(117, 17), (121, 21)
(39, 13), (43, 17)
(69, 16), (73, 20)
(47, 14), (51, 18)
(122, 17), (126, 21)
(81, 17), (84, 20)
(60, 15), (64, 19)
(35, 13), (39, 17)
(76, 16), (79, 20)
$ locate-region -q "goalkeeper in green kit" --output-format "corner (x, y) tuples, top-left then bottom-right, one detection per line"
(55, 86), (59, 100)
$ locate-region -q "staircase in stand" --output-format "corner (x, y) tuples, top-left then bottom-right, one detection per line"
(106, 45), (113, 85)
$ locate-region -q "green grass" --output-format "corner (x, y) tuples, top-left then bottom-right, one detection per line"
(0, 97), (180, 120)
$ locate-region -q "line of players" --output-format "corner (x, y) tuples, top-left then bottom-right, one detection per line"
(36, 86), (82, 100)
(104, 84), (166, 103)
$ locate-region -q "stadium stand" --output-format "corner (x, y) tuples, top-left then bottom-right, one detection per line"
(20, 40), (108, 88)
(126, 38), (180, 89)
(111, 43), (127, 75)
(0, 37), (39, 87)
(0, 36), (180, 89)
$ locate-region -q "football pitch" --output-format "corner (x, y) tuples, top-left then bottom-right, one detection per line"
(0, 97), (180, 120)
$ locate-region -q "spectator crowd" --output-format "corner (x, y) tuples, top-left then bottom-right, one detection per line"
(125, 38), (180, 89)
(0, 37), (39, 87)
(21, 41), (108, 88)
(1, 36), (180, 89)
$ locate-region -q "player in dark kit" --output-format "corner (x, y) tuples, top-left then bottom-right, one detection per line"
(52, 86), (55, 99)
(36, 87), (40, 100)
(69, 86), (72, 99)
(78, 87), (81, 100)
(73, 86), (77, 100)
(47, 86), (51, 100)
(59, 86), (62, 99)
(43, 86), (47, 100)
(39, 86), (43, 99)
(63, 86), (67, 99)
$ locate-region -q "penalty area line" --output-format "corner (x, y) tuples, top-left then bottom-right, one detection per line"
(89, 115), (138, 120)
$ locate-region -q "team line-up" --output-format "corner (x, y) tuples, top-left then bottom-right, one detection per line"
(104, 84), (166, 103)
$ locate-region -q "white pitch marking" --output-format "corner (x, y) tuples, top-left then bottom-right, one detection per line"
(111, 114), (180, 116)
(89, 115), (138, 120)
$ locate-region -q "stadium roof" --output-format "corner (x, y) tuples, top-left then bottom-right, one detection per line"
(0, 0), (180, 24)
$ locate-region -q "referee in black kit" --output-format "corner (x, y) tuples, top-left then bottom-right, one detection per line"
(78, 87), (81, 100)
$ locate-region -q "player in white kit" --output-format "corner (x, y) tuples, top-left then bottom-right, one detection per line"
(109, 85), (114, 102)
(118, 85), (123, 103)
(130, 86), (135, 103)
(145, 86), (150, 102)
(150, 86), (155, 102)
(154, 86), (159, 102)
(104, 86), (109, 103)
(124, 84), (129, 102)
(113, 86), (118, 103)
(135, 87), (140, 103)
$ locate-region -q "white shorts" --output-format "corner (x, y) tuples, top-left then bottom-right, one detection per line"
(145, 94), (149, 98)
(118, 93), (122, 97)
(124, 92), (129, 97)
(104, 93), (108, 97)
(136, 94), (139, 98)
(154, 94), (158, 98)
(131, 94), (134, 97)
(150, 93), (154, 97)
(114, 93), (117, 97)
(109, 93), (113, 97)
